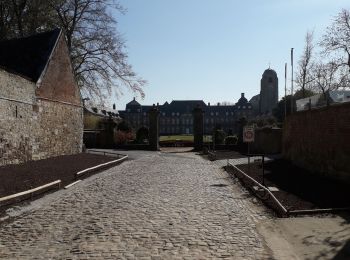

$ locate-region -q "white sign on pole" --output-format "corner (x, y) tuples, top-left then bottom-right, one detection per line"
(243, 127), (255, 143)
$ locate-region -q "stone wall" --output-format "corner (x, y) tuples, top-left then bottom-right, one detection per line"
(35, 100), (83, 160)
(283, 102), (350, 182)
(0, 70), (37, 165)
(0, 31), (83, 166)
(36, 32), (81, 105)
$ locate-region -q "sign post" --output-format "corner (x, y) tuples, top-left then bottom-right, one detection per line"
(243, 126), (255, 173)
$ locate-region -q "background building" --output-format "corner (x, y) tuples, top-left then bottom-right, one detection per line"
(119, 94), (253, 135)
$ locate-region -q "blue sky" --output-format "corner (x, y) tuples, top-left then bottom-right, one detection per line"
(113, 0), (350, 110)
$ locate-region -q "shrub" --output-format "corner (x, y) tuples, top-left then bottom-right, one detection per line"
(117, 120), (131, 132)
(114, 130), (134, 145)
(225, 136), (238, 145)
(136, 127), (149, 143)
(213, 129), (226, 144)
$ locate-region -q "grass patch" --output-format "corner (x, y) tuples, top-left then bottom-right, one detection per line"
(159, 135), (212, 142)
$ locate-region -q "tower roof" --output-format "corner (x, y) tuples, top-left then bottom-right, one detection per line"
(236, 93), (248, 105)
(126, 97), (141, 107)
(262, 68), (277, 77)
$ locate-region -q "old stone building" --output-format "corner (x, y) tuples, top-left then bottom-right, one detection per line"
(119, 94), (253, 135)
(0, 28), (83, 166)
(83, 102), (120, 148)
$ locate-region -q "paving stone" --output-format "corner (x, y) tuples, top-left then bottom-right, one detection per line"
(0, 151), (272, 259)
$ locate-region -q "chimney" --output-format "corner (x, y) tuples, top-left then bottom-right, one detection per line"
(112, 103), (116, 110)
(241, 93), (245, 97)
(217, 102), (220, 106)
(208, 102), (210, 106)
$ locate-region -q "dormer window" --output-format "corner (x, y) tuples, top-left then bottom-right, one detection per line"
(101, 110), (106, 115)
(92, 107), (98, 113)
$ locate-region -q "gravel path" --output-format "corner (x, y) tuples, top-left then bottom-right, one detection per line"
(0, 151), (272, 259)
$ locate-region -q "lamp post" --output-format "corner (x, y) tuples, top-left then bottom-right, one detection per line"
(291, 48), (294, 114)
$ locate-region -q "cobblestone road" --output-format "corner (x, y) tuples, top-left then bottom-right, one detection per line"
(0, 151), (272, 259)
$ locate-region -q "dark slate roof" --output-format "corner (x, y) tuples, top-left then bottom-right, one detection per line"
(262, 68), (277, 77)
(163, 100), (207, 114)
(120, 98), (254, 117)
(236, 93), (249, 105)
(0, 28), (61, 82)
(126, 97), (141, 107)
(204, 105), (235, 113)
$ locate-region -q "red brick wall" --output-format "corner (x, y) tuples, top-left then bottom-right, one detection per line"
(36, 32), (81, 105)
(283, 102), (350, 182)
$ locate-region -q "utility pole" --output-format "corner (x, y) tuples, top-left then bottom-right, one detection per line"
(284, 63), (287, 119)
(291, 48), (294, 114)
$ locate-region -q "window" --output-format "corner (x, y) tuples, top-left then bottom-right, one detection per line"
(210, 112), (214, 116)
(177, 112), (180, 116)
(172, 112), (175, 116)
(243, 106), (246, 109)
(162, 112), (166, 116)
(226, 112), (228, 116)
(216, 112), (219, 116)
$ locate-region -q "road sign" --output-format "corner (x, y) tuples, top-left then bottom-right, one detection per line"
(243, 127), (255, 143)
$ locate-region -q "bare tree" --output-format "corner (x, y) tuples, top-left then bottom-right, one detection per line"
(52, 0), (146, 102)
(220, 101), (235, 106)
(0, 0), (56, 39)
(296, 31), (315, 98)
(320, 9), (350, 71)
(311, 60), (340, 104)
(0, 0), (146, 103)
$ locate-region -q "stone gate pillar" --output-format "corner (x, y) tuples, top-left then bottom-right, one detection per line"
(101, 118), (116, 149)
(148, 104), (160, 151)
(193, 105), (204, 151)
